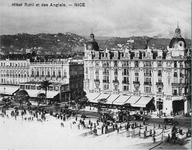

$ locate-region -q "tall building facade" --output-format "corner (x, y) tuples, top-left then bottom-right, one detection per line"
(0, 59), (30, 85)
(0, 58), (84, 102)
(84, 26), (191, 114)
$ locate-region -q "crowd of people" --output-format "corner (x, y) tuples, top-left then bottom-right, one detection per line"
(0, 102), (191, 145)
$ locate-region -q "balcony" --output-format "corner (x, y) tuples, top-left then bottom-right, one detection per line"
(144, 82), (152, 86)
(144, 73), (152, 76)
(158, 73), (162, 77)
(156, 82), (163, 86)
(122, 80), (129, 84)
(103, 80), (109, 83)
(172, 83), (186, 87)
(180, 73), (184, 78)
(156, 91), (164, 94)
(56, 76), (61, 79)
(156, 92), (164, 98)
(113, 80), (119, 85)
(94, 79), (100, 83)
(133, 81), (140, 85)
(103, 72), (109, 75)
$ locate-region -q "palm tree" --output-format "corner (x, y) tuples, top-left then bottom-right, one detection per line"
(40, 80), (52, 103)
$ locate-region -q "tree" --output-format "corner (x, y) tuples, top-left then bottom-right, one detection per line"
(14, 90), (29, 108)
(36, 93), (46, 107)
(40, 80), (52, 103)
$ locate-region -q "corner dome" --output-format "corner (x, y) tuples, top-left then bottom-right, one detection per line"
(169, 37), (186, 48)
(169, 24), (186, 49)
(86, 33), (99, 51)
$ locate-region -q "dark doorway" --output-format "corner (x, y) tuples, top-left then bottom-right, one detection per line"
(172, 100), (184, 113)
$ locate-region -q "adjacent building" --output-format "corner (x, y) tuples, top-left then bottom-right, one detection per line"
(0, 59), (30, 85)
(0, 58), (84, 102)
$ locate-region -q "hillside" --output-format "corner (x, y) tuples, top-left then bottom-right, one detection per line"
(97, 36), (191, 50)
(0, 33), (191, 56)
(0, 33), (87, 55)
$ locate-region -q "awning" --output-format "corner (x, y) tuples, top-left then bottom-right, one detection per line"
(132, 96), (152, 107)
(26, 90), (58, 99)
(113, 95), (131, 105)
(26, 90), (40, 98)
(86, 93), (100, 103)
(46, 91), (59, 99)
(0, 86), (20, 95)
(126, 96), (141, 105)
(94, 93), (110, 103)
(106, 94), (120, 104)
(172, 96), (184, 101)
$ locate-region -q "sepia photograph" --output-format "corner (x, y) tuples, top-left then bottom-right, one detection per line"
(0, 0), (191, 149)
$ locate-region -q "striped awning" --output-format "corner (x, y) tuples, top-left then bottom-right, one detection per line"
(94, 93), (110, 103)
(86, 93), (100, 103)
(106, 94), (120, 104)
(113, 95), (130, 105)
(126, 96), (141, 105)
(132, 96), (152, 107)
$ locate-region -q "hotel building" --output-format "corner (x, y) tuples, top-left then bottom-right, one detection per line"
(84, 26), (191, 115)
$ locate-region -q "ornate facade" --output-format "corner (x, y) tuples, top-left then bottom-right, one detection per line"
(84, 26), (191, 114)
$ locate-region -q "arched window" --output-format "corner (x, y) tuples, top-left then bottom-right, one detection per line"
(37, 71), (39, 77)
(31, 70), (34, 77)
(21, 71), (23, 77)
(42, 71), (44, 77)
(47, 71), (50, 77)
(53, 71), (55, 77)
(58, 70), (61, 77)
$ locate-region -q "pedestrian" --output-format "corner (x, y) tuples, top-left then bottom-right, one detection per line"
(101, 125), (104, 134)
(143, 118), (145, 125)
(134, 122), (137, 128)
(153, 136), (156, 143)
(150, 129), (152, 136)
(138, 130), (141, 137)
(112, 123), (115, 131)
(90, 122), (93, 131)
(132, 129), (135, 137)
(105, 125), (107, 134)
(124, 123), (127, 130)
(153, 129), (156, 137)
(144, 131), (146, 139)
(132, 123), (134, 129)
(167, 134), (170, 142)
(117, 126), (119, 133)
(145, 125), (147, 132)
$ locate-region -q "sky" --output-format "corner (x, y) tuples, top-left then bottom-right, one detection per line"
(0, 0), (191, 38)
